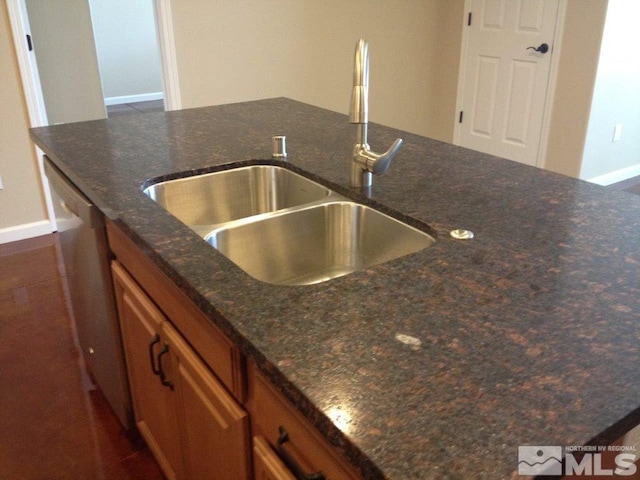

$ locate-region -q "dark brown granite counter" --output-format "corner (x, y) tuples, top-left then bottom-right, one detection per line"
(31, 98), (640, 479)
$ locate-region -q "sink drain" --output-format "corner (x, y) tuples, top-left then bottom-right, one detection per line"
(450, 229), (474, 240)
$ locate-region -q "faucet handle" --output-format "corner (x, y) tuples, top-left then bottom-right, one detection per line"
(368, 138), (403, 175)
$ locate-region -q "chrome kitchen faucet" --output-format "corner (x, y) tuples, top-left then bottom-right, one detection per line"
(350, 38), (403, 188)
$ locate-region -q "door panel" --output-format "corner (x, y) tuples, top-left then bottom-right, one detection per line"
(112, 262), (182, 480)
(164, 322), (250, 480)
(472, 56), (500, 137)
(504, 59), (536, 145)
(458, 0), (559, 166)
(483, 0), (506, 28)
(24, 0), (106, 124)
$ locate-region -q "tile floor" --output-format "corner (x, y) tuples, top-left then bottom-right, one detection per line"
(107, 100), (164, 117)
(608, 175), (640, 195)
(0, 234), (164, 479)
(620, 181), (640, 196)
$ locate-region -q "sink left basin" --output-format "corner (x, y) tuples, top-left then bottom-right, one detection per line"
(143, 165), (331, 234)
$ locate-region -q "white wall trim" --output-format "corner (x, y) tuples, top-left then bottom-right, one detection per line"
(6, 0), (48, 127)
(537, 0), (568, 169)
(6, 0), (56, 231)
(588, 163), (640, 186)
(154, 0), (181, 111)
(452, 0), (472, 147)
(105, 92), (164, 106)
(0, 220), (53, 245)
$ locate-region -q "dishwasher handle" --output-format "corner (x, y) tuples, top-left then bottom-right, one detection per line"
(44, 156), (103, 228)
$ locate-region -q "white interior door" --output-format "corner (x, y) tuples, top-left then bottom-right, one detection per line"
(456, 0), (560, 166)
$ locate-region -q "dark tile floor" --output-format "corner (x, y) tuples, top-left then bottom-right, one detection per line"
(609, 176), (640, 195)
(107, 100), (164, 117)
(622, 182), (640, 196)
(0, 234), (164, 479)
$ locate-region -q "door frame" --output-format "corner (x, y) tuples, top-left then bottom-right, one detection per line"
(8, 0), (182, 118)
(153, 0), (182, 112)
(453, 0), (568, 168)
(6, 0), (181, 230)
(6, 0), (55, 229)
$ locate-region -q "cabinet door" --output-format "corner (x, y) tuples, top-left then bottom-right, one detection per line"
(163, 322), (250, 480)
(253, 436), (296, 480)
(112, 262), (183, 480)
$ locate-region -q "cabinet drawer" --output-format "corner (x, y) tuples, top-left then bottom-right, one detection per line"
(106, 219), (245, 402)
(248, 363), (361, 480)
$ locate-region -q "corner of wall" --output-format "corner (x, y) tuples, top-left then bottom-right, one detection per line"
(542, 0), (609, 178)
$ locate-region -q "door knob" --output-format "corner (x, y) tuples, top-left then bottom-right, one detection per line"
(527, 43), (549, 54)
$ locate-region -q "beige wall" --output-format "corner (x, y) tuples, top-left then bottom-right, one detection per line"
(172, 0), (609, 175)
(0, 1), (611, 237)
(580, 0), (639, 181)
(543, 0), (609, 177)
(171, 0), (464, 142)
(0, 3), (48, 231)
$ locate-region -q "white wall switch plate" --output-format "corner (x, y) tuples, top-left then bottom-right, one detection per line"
(613, 124), (623, 142)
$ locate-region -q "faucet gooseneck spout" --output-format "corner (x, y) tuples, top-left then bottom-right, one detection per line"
(350, 39), (369, 125)
(349, 39), (403, 188)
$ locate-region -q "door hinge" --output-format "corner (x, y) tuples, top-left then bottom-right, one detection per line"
(468, 12), (472, 26)
(26, 34), (33, 51)
(459, 111), (464, 123)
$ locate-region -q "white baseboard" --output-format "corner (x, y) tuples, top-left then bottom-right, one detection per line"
(0, 220), (53, 245)
(104, 92), (164, 106)
(588, 163), (640, 186)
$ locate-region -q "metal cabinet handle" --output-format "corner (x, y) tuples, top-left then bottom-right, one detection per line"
(157, 344), (174, 390)
(276, 426), (326, 480)
(149, 334), (161, 376)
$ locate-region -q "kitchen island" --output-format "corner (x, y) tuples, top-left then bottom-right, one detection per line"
(31, 98), (640, 479)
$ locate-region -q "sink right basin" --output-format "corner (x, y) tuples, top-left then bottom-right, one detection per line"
(206, 201), (435, 285)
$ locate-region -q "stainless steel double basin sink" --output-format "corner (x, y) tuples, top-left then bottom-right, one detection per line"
(143, 165), (435, 285)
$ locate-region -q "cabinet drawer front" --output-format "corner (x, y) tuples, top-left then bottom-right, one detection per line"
(250, 365), (361, 480)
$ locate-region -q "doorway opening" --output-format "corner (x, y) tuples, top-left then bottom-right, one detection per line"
(8, 0), (180, 127)
(88, 0), (165, 118)
(21, 0), (165, 124)
(6, 0), (180, 230)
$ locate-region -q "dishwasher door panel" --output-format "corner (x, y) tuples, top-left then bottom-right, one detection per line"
(45, 157), (132, 430)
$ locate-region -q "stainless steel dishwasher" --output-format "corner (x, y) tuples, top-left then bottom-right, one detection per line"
(44, 156), (132, 430)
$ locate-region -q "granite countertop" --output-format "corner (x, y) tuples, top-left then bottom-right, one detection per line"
(31, 98), (640, 479)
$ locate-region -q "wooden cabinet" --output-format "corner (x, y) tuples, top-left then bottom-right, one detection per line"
(113, 261), (183, 479)
(112, 261), (250, 480)
(253, 436), (296, 480)
(107, 218), (361, 480)
(247, 362), (361, 480)
(105, 220), (245, 402)
(163, 321), (250, 479)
